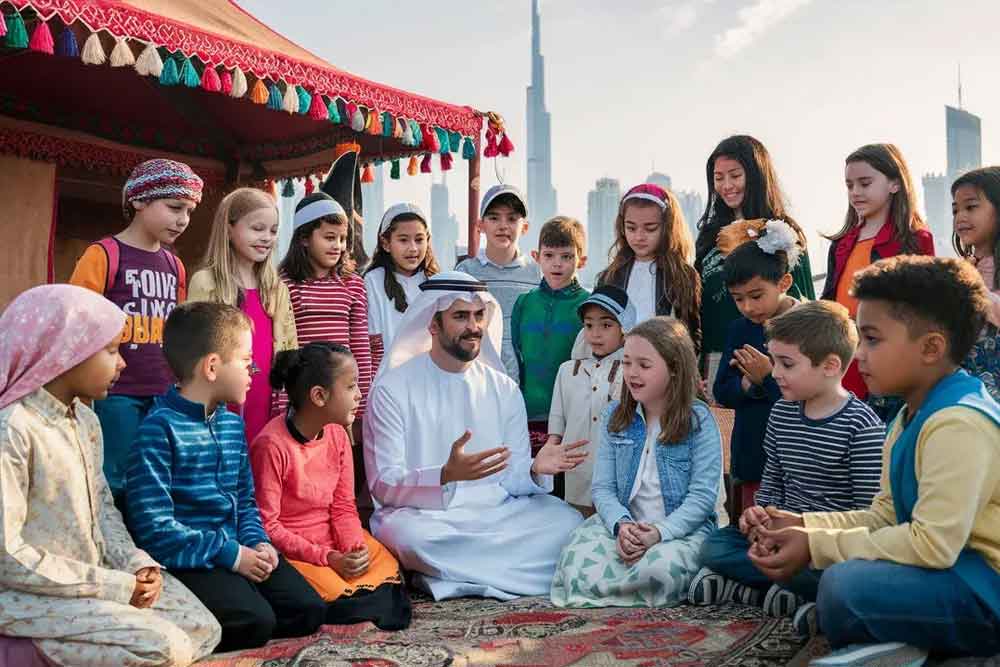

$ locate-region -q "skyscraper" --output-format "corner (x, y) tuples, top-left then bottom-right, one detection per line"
(585, 177), (621, 286)
(645, 171), (703, 243)
(946, 105), (981, 178)
(922, 98), (981, 258)
(431, 176), (460, 270)
(525, 0), (557, 252)
(361, 162), (385, 259)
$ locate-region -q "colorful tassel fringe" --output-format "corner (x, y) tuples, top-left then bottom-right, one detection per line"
(498, 132), (514, 156)
(4, 11), (27, 49)
(368, 110), (382, 136)
(158, 55), (179, 85)
(382, 112), (393, 137)
(55, 26), (78, 57)
(308, 92), (327, 120)
(201, 66), (221, 92)
(483, 128), (498, 158)
(361, 164), (375, 183)
(297, 86), (311, 115)
(436, 128), (450, 155)
(449, 131), (461, 153)
(411, 121), (423, 148)
(81, 32), (106, 65)
(441, 152), (453, 171)
(0, 10), (8, 38)
(402, 122), (415, 147)
(250, 78), (269, 104)
(390, 159), (400, 180)
(303, 176), (315, 195)
(220, 70), (233, 95)
(28, 20), (53, 54)
(462, 137), (476, 160)
(350, 106), (365, 132)
(109, 37), (134, 66)
(407, 156), (419, 176)
(267, 83), (283, 110)
(134, 43), (162, 76)
(327, 98), (341, 123)
(420, 154), (432, 173)
(281, 83), (298, 113)
(231, 68), (248, 98)
(179, 57), (199, 87)
(281, 179), (295, 198)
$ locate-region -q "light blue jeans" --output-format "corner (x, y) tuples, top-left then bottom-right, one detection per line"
(93, 394), (154, 500)
(817, 559), (1000, 656)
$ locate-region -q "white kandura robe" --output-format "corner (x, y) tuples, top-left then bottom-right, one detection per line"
(364, 354), (583, 600)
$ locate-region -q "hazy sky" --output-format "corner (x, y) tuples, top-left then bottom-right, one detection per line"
(241, 0), (1000, 264)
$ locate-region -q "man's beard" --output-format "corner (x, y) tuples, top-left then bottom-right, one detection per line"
(441, 333), (482, 362)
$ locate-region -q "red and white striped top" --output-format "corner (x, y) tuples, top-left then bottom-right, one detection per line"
(277, 271), (373, 415)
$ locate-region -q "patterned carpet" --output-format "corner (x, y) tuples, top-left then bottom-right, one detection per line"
(196, 596), (805, 667)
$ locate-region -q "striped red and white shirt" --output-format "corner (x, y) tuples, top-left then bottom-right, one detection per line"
(277, 271), (373, 415)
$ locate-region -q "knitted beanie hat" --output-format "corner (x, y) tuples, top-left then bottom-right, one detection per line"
(122, 158), (204, 218)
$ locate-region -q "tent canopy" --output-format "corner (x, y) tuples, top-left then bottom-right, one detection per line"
(0, 0), (483, 183)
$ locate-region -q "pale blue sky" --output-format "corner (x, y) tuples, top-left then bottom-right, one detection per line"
(242, 0), (1000, 263)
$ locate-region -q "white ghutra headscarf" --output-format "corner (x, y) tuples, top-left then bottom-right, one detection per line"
(377, 271), (504, 381)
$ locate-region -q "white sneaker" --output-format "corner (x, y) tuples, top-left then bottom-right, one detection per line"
(810, 642), (928, 667)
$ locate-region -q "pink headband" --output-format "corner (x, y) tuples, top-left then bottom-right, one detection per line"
(622, 183), (669, 209)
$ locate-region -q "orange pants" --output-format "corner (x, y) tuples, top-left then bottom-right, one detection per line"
(288, 531), (402, 602)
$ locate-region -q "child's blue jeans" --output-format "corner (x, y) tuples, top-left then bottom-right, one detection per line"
(93, 394), (155, 499)
(701, 525), (823, 599)
(817, 559), (1000, 656)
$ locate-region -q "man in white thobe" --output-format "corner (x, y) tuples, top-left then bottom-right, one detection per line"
(364, 271), (586, 600)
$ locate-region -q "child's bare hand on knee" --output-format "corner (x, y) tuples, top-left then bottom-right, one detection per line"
(236, 545), (272, 583)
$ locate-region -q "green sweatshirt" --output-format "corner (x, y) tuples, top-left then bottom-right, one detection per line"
(511, 279), (590, 420)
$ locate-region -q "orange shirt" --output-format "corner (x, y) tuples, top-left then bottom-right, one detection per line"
(835, 238), (874, 318)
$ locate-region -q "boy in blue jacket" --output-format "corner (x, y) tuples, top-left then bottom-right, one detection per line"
(126, 302), (325, 652)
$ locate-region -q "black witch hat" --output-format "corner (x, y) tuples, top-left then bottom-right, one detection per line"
(320, 142), (368, 267)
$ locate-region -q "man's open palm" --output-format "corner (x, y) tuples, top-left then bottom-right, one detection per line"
(440, 430), (510, 484)
(532, 439), (588, 476)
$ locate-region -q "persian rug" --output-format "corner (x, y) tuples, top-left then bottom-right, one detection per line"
(196, 596), (804, 666)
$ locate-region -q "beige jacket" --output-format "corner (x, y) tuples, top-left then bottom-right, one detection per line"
(187, 269), (298, 353)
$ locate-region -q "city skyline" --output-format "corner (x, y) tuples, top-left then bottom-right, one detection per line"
(242, 0), (1000, 269)
(525, 0), (558, 253)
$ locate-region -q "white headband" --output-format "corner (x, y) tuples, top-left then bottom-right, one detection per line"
(622, 192), (667, 209)
(379, 202), (427, 236)
(294, 198), (346, 231)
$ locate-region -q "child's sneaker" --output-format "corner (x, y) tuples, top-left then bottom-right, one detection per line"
(723, 578), (763, 606)
(687, 567), (727, 605)
(763, 584), (805, 617)
(792, 601), (819, 639)
(810, 642), (928, 667)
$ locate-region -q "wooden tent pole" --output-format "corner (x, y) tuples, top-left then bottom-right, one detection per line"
(467, 151), (480, 260)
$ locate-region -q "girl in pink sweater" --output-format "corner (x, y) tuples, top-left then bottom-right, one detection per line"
(250, 343), (411, 630)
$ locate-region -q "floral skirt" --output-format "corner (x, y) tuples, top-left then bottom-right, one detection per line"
(550, 514), (708, 608)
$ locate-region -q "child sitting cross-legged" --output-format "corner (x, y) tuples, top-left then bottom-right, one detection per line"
(690, 300), (885, 619)
(0, 285), (220, 666)
(546, 285), (635, 514)
(251, 343), (412, 630)
(750, 256), (1000, 666)
(126, 302), (326, 653)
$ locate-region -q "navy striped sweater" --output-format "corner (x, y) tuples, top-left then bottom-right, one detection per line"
(755, 396), (885, 513)
(125, 387), (269, 570)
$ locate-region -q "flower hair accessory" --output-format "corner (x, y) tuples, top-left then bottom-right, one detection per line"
(716, 218), (802, 268)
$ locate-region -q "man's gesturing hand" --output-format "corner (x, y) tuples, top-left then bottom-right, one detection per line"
(440, 430), (510, 485)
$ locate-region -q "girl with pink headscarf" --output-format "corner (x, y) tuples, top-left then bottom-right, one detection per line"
(0, 284), (220, 666)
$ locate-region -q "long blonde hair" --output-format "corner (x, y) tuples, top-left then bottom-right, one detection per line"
(609, 317), (699, 445)
(202, 187), (282, 317)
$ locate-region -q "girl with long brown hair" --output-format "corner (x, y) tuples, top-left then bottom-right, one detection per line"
(598, 183), (702, 353)
(551, 317), (724, 608)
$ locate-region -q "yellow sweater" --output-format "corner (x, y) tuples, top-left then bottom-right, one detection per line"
(804, 406), (1000, 573)
(187, 269), (298, 354)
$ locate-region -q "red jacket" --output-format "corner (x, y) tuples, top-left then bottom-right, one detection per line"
(821, 222), (935, 399)
(821, 222), (936, 301)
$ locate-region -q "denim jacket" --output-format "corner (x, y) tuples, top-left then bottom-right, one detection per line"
(592, 399), (722, 542)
